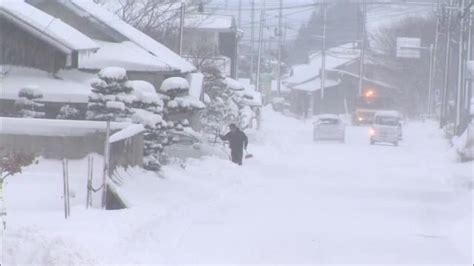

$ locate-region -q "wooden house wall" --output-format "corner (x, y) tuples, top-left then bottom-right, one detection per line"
(0, 16), (67, 73)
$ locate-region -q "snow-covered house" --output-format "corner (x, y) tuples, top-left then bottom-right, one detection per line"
(284, 43), (400, 116)
(1, 0), (205, 125)
(0, 1), (100, 117)
(0, 0), (99, 73)
(183, 13), (240, 78)
(284, 43), (360, 116)
(28, 0), (196, 87)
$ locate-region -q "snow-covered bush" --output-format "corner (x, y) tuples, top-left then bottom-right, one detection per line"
(200, 70), (240, 137)
(158, 77), (190, 98)
(15, 85), (45, 118)
(129, 80), (174, 171)
(86, 67), (135, 122)
(159, 77), (205, 116)
(57, 105), (81, 120)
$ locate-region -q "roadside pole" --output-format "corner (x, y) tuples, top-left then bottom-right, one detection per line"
(178, 1), (185, 56)
(256, 8), (265, 93)
(441, 0), (454, 128)
(428, 44), (435, 115)
(320, 0), (327, 114)
(358, 0), (367, 97)
(102, 121), (111, 210)
(456, 0), (466, 133)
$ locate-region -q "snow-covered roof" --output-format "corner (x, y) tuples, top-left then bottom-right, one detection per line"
(79, 40), (177, 72)
(284, 43), (360, 86)
(109, 124), (145, 143)
(0, 0), (98, 53)
(0, 66), (92, 103)
(69, 0), (196, 73)
(185, 14), (235, 31)
(291, 77), (340, 92)
(0, 117), (131, 137)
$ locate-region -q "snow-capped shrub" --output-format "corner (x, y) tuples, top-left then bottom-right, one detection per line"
(98, 67), (127, 82)
(159, 77), (190, 97)
(106, 101), (126, 111)
(57, 105), (81, 120)
(15, 85), (45, 118)
(87, 67), (134, 122)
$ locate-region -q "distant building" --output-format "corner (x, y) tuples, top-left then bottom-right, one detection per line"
(284, 43), (400, 117)
(183, 13), (241, 78)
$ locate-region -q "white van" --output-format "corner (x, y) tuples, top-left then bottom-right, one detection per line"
(370, 111), (402, 146)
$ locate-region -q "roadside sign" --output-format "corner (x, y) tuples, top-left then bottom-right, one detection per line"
(396, 38), (421, 59)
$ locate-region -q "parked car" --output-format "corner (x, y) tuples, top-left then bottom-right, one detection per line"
(370, 111), (402, 146)
(313, 114), (345, 142)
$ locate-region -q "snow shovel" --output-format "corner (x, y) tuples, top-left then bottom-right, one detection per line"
(245, 149), (254, 159)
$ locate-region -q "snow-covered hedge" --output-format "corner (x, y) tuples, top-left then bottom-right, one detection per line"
(159, 77), (190, 96)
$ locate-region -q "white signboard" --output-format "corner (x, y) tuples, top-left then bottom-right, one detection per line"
(396, 37), (421, 59)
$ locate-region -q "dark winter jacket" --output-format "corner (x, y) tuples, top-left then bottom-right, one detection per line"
(220, 130), (248, 153)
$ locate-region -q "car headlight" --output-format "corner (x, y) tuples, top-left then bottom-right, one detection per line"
(358, 117), (364, 121)
(369, 128), (375, 136)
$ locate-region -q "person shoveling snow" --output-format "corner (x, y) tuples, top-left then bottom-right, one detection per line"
(220, 123), (250, 165)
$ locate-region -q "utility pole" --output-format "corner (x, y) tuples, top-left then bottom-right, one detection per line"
(250, 0), (255, 84)
(256, 7), (265, 93)
(456, 0), (466, 133)
(179, 1), (185, 55)
(428, 44), (435, 116)
(320, 0), (327, 113)
(238, 0), (242, 29)
(277, 0), (283, 96)
(441, 0), (454, 128)
(358, 0), (367, 97)
(429, 0), (442, 116)
(465, 2), (473, 113)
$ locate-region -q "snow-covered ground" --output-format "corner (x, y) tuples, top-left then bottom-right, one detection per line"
(3, 108), (473, 265)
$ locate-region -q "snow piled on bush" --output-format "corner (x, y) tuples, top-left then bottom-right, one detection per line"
(98, 67), (127, 81)
(127, 80), (163, 105)
(159, 77), (189, 93)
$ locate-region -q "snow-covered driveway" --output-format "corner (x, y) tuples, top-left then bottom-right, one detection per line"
(4, 110), (473, 265)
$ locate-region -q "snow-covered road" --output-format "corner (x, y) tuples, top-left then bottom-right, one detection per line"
(4, 109), (473, 265)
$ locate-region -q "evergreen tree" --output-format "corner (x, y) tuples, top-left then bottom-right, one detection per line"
(200, 68), (240, 138)
(15, 86), (45, 118)
(86, 67), (135, 122)
(129, 80), (171, 171)
(57, 105), (81, 120)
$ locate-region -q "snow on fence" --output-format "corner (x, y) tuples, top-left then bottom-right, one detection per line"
(108, 124), (144, 174)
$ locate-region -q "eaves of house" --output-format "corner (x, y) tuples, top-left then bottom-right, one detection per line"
(0, 0), (98, 54)
(65, 0), (196, 74)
